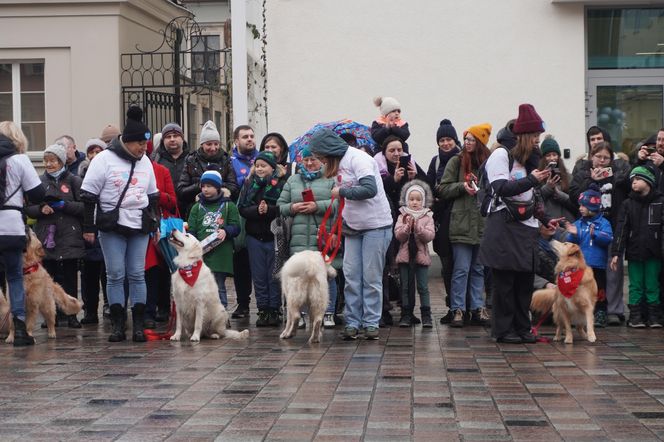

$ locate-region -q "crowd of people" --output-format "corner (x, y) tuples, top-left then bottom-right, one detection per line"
(1, 96), (664, 347)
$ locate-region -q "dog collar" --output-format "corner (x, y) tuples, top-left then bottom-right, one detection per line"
(557, 267), (583, 299)
(23, 262), (40, 275)
(178, 260), (203, 287)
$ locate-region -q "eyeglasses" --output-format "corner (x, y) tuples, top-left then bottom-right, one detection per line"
(464, 138), (476, 143)
(593, 154), (611, 161)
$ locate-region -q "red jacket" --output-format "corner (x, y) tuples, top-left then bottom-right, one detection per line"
(146, 161), (178, 269)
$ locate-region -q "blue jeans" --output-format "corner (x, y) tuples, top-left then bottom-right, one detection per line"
(343, 227), (392, 329)
(0, 248), (25, 320)
(214, 272), (228, 307)
(246, 235), (281, 310)
(327, 276), (337, 314)
(450, 243), (485, 311)
(99, 231), (149, 307)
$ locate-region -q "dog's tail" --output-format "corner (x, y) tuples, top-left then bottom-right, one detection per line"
(530, 288), (556, 314)
(52, 282), (83, 315)
(224, 329), (249, 340)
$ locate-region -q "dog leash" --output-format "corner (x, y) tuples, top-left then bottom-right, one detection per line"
(531, 310), (552, 343)
(144, 301), (177, 341)
(317, 195), (344, 264)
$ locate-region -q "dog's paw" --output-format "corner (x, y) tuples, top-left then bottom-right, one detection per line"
(209, 333), (220, 339)
(47, 332), (56, 339)
(190, 334), (201, 342)
(5, 335), (13, 344)
(308, 337), (320, 344)
(587, 333), (596, 343)
(279, 331), (292, 339)
(564, 336), (573, 344)
(170, 334), (181, 341)
(240, 329), (249, 338)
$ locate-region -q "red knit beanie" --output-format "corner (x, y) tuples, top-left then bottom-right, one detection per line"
(512, 104), (545, 135)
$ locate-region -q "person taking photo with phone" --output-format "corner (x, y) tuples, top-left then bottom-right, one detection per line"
(538, 135), (576, 223)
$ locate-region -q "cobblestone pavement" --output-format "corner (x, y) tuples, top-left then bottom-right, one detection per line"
(1, 272), (664, 441)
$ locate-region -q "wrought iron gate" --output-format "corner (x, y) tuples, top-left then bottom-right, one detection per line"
(120, 16), (230, 138)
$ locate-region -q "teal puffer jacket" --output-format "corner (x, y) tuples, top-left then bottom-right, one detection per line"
(277, 172), (342, 269)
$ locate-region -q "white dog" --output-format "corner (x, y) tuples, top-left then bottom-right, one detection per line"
(168, 229), (249, 342)
(279, 250), (336, 344)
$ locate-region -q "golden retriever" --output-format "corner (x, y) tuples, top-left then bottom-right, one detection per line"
(531, 242), (598, 344)
(2, 230), (82, 343)
(168, 229), (249, 342)
(279, 250), (336, 344)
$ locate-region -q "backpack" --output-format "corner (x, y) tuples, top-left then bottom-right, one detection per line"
(0, 153), (19, 210)
(477, 145), (513, 217)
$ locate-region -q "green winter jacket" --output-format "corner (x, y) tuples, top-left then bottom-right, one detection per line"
(187, 197), (240, 274)
(277, 172), (342, 269)
(437, 155), (485, 245)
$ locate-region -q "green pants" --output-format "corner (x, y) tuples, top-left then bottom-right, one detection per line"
(399, 264), (431, 310)
(627, 259), (661, 305)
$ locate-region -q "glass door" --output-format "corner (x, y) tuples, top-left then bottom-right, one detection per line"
(587, 75), (664, 154)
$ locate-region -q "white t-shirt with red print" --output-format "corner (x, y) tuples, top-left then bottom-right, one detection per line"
(81, 149), (157, 230)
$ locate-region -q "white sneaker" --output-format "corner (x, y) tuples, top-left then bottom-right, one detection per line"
(323, 313), (335, 328)
(298, 312), (306, 329)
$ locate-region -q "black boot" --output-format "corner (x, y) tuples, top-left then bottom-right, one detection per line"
(420, 306), (433, 328)
(67, 314), (82, 328)
(132, 303), (147, 342)
(399, 308), (413, 327)
(628, 304), (645, 328)
(80, 312), (99, 325)
(648, 303), (662, 328)
(12, 317), (35, 347)
(108, 304), (126, 342)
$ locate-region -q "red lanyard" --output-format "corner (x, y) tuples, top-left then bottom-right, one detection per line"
(318, 195), (344, 264)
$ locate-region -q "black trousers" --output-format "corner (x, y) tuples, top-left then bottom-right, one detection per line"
(43, 259), (79, 300)
(233, 248), (252, 308)
(490, 268), (534, 338)
(145, 265), (171, 318)
(81, 259), (106, 316)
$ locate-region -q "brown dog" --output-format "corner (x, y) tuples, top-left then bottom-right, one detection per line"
(2, 230), (83, 344)
(531, 242), (598, 344)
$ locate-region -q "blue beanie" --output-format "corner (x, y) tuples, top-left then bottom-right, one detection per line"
(200, 170), (222, 190)
(578, 184), (601, 213)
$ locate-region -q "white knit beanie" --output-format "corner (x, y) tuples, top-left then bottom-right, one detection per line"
(43, 144), (67, 165)
(199, 120), (220, 144)
(374, 96), (401, 116)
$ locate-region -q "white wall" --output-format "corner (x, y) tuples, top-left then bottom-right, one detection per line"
(266, 0), (586, 166)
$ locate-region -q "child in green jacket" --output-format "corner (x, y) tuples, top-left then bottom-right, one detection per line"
(187, 170), (240, 307)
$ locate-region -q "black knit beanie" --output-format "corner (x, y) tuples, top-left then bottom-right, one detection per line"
(122, 105), (151, 143)
(436, 119), (459, 144)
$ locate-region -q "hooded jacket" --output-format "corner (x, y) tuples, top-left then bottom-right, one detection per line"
(393, 180), (436, 266)
(565, 212), (613, 269)
(230, 146), (259, 190)
(612, 190), (664, 261)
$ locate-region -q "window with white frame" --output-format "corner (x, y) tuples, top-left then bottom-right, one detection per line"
(0, 62), (46, 151)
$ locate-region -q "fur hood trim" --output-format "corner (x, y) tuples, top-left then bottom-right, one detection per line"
(399, 179), (433, 208)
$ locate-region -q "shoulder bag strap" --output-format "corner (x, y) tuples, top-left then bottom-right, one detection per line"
(115, 161), (136, 210)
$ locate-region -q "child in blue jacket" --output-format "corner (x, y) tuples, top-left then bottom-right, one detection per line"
(564, 184), (613, 327)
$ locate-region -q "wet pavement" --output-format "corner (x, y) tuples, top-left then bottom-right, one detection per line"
(1, 271), (664, 441)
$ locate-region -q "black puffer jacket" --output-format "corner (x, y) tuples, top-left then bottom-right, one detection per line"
(176, 148), (238, 215)
(24, 171), (85, 260)
(152, 140), (190, 194)
(569, 158), (630, 227)
(612, 190), (664, 261)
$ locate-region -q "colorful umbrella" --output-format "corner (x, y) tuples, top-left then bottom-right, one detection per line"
(289, 119), (377, 163)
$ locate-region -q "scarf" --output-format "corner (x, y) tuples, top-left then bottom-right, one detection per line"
(237, 172), (284, 208)
(557, 267), (584, 299)
(298, 164), (322, 181)
(47, 166), (66, 180)
(375, 115), (407, 128)
(401, 186), (431, 220)
(178, 260), (203, 287)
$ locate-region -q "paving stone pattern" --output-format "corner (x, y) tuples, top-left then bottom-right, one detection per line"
(1, 273), (664, 441)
